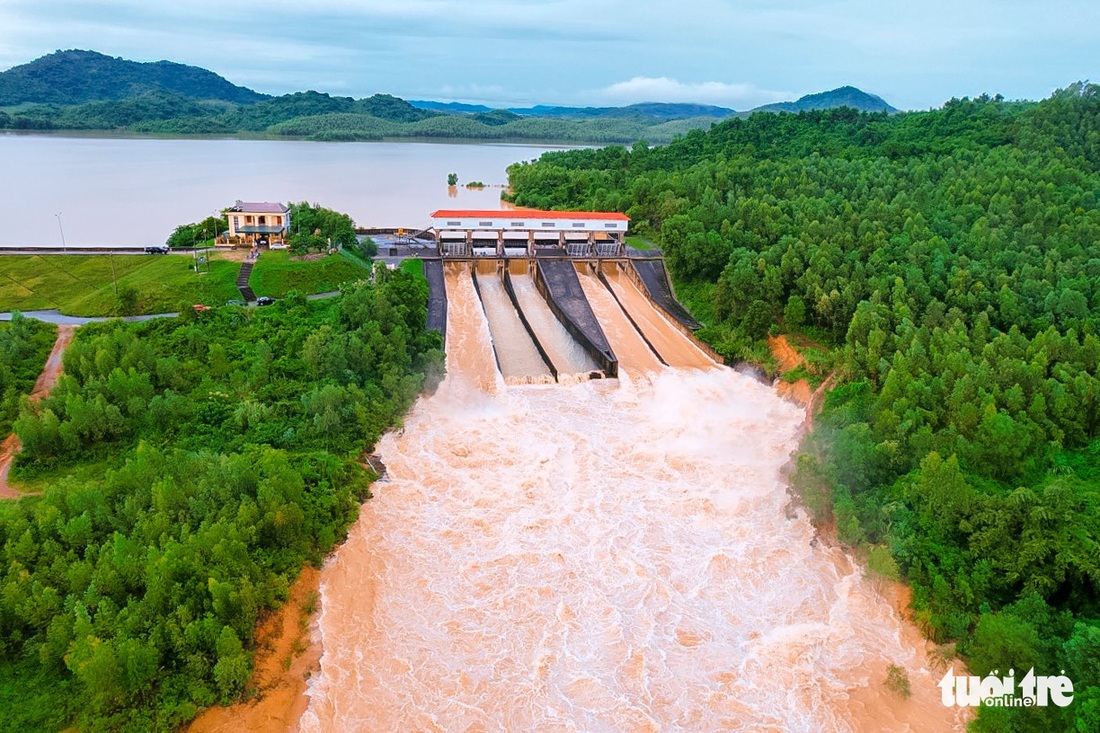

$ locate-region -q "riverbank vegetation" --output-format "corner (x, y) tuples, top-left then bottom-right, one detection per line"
(0, 314), (57, 435)
(508, 83), (1100, 732)
(0, 268), (444, 731)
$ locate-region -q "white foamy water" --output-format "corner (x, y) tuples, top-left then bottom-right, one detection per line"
(300, 269), (964, 733)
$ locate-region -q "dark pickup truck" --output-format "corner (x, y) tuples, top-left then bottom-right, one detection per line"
(144, 245), (169, 254)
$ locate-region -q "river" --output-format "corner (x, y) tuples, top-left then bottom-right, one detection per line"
(298, 268), (966, 732)
(0, 133), (566, 248)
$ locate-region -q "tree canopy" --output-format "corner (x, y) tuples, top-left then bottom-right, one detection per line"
(0, 268), (443, 731)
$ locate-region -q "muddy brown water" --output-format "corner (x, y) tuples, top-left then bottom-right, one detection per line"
(299, 263), (965, 732)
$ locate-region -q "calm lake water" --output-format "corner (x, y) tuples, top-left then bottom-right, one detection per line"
(0, 134), (569, 248)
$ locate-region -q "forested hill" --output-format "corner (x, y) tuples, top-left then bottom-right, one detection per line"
(0, 50), (268, 105)
(507, 83), (1100, 732)
(748, 85), (896, 115)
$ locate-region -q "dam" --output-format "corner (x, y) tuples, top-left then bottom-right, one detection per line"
(428, 255), (713, 386)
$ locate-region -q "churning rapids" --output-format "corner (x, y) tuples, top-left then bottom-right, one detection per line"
(299, 268), (965, 732)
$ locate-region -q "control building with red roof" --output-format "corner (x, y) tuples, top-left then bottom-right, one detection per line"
(429, 209), (629, 257)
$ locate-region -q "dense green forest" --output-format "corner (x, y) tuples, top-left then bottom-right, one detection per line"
(0, 315), (57, 436)
(508, 83), (1100, 732)
(0, 270), (444, 731)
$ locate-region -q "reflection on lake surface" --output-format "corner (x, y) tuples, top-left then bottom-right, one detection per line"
(0, 134), (568, 248)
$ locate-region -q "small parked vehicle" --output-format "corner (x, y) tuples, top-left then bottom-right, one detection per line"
(225, 299), (246, 307)
(256, 296), (276, 306)
(144, 245), (169, 254)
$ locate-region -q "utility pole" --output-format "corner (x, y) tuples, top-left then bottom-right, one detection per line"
(55, 212), (66, 253)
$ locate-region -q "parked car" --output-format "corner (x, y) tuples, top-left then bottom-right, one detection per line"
(144, 245), (169, 254)
(256, 296), (276, 306)
(225, 298), (246, 307)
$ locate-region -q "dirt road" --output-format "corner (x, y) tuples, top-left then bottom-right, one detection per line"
(0, 324), (75, 498)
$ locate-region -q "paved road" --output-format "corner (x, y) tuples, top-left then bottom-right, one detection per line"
(0, 248), (166, 256)
(0, 309), (180, 325)
(1, 290), (344, 324)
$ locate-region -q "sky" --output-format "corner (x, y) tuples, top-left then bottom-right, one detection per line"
(0, 0), (1097, 111)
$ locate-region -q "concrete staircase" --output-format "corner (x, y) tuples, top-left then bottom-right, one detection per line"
(236, 260), (256, 302)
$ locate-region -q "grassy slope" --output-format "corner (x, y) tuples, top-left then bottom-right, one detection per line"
(0, 251), (379, 316)
(0, 254), (239, 316)
(250, 250), (370, 298)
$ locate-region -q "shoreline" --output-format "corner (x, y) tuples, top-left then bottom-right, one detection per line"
(186, 566), (324, 733)
(0, 128), (591, 148)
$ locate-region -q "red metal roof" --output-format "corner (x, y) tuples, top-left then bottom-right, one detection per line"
(430, 209), (629, 221)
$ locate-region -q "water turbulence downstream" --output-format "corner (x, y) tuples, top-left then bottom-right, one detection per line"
(301, 264), (964, 733)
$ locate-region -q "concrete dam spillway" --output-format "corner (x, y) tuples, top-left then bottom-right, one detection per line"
(300, 259), (965, 732)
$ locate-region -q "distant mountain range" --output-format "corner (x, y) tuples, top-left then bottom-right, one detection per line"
(411, 89), (896, 119)
(412, 100), (740, 120)
(0, 50), (899, 144)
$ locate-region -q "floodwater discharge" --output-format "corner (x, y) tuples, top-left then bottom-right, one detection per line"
(603, 266), (715, 370)
(509, 269), (599, 379)
(473, 262), (554, 384)
(574, 266), (665, 375)
(300, 268), (965, 733)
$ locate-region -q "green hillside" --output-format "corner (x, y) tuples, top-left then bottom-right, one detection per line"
(749, 85), (897, 115)
(0, 49), (267, 106)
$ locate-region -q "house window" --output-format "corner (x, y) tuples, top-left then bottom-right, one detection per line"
(511, 221), (524, 227)
(572, 222), (585, 228)
(604, 223), (618, 228)
(246, 216), (253, 224)
(479, 221), (493, 226)
(447, 220), (461, 226)
(541, 222), (555, 227)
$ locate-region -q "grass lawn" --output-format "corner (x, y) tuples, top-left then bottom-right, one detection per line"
(250, 249), (371, 298)
(0, 254), (239, 316)
(625, 235), (659, 250)
(399, 258), (424, 277)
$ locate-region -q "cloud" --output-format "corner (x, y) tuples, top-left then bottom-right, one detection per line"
(595, 77), (791, 109)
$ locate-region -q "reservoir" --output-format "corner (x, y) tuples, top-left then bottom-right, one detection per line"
(0, 133), (565, 248)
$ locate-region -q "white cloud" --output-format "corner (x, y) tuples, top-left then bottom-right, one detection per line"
(594, 77), (791, 109)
